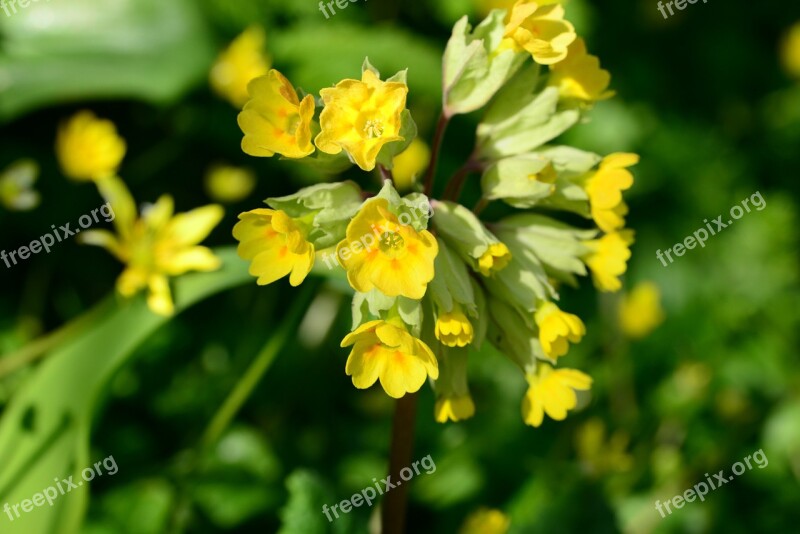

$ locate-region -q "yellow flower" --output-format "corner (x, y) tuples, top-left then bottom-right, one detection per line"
(392, 138), (431, 192)
(341, 319), (439, 398)
(522, 364), (592, 427)
(584, 153), (638, 233)
(575, 418), (633, 476)
(0, 159), (40, 211)
(315, 69), (409, 171)
(619, 281), (665, 339)
(233, 208), (314, 287)
(238, 69), (316, 159)
(582, 230), (634, 293)
(210, 26), (271, 108)
(435, 394), (476, 423)
(548, 38), (614, 102)
(781, 22), (800, 78)
(80, 176), (223, 315)
(460, 508), (511, 534)
(337, 198), (438, 299)
(535, 301), (585, 359)
(501, 2), (576, 65)
(477, 242), (512, 276)
(435, 304), (474, 347)
(56, 111), (126, 182)
(205, 164), (256, 203)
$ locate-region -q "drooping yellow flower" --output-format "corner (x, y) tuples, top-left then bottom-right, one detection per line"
(534, 301), (586, 359)
(238, 70), (316, 159)
(205, 164), (256, 203)
(477, 242), (512, 276)
(80, 176), (223, 316)
(56, 111), (126, 182)
(500, 2), (576, 65)
(435, 304), (474, 347)
(435, 394), (476, 423)
(549, 38), (614, 102)
(522, 364), (592, 427)
(315, 69), (409, 171)
(582, 230), (634, 293)
(392, 138), (431, 192)
(781, 22), (800, 79)
(575, 418), (633, 476)
(210, 26), (271, 108)
(233, 209), (314, 287)
(619, 281), (665, 339)
(460, 507), (511, 534)
(0, 159), (40, 211)
(341, 319), (439, 398)
(337, 198), (438, 299)
(584, 153), (638, 233)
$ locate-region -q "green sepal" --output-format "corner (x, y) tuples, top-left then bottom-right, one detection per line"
(362, 57), (381, 77)
(373, 180), (433, 231)
(427, 237), (476, 315)
(443, 11), (526, 116)
(470, 278), (488, 349)
(481, 154), (556, 208)
(486, 296), (543, 372)
(431, 200), (502, 271)
(484, 248), (554, 314)
(376, 109), (418, 170)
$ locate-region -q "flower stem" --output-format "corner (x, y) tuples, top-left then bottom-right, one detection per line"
(200, 281), (318, 450)
(423, 113), (450, 196)
(381, 391), (418, 534)
(443, 156), (481, 202)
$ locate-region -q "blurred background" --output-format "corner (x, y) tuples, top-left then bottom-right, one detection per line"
(1, 0), (799, 532)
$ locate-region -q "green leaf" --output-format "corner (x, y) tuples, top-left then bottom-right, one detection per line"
(0, 0), (214, 122)
(0, 247), (252, 534)
(376, 110), (418, 170)
(278, 470), (354, 534)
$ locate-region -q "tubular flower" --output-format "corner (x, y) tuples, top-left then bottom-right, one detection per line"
(341, 320), (439, 398)
(548, 38), (614, 102)
(435, 395), (476, 423)
(337, 198), (438, 299)
(534, 301), (586, 360)
(435, 304), (474, 347)
(204, 164), (256, 204)
(392, 138), (431, 192)
(584, 153), (638, 233)
(56, 111), (126, 182)
(522, 364), (592, 427)
(238, 70), (316, 159)
(210, 26), (271, 108)
(582, 230), (634, 293)
(233, 209), (314, 287)
(460, 508), (511, 534)
(478, 243), (512, 276)
(500, 2), (576, 65)
(619, 281), (665, 339)
(315, 70), (409, 171)
(80, 177), (223, 316)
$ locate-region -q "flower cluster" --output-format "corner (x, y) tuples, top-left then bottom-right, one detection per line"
(233, 2), (637, 428)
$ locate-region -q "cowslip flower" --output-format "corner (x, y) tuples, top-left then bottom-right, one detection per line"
(582, 230), (634, 292)
(233, 209), (315, 286)
(392, 138), (431, 192)
(548, 38), (614, 102)
(204, 164), (256, 203)
(478, 242), (512, 276)
(534, 301), (586, 360)
(337, 198), (438, 299)
(435, 394), (476, 423)
(81, 177), (223, 315)
(435, 304), (474, 347)
(210, 26), (271, 108)
(315, 70), (409, 171)
(584, 153), (638, 233)
(522, 364), (592, 427)
(782, 22), (800, 79)
(341, 319), (439, 398)
(500, 2), (576, 65)
(238, 69), (316, 159)
(56, 111), (126, 182)
(460, 508), (511, 534)
(619, 281), (665, 339)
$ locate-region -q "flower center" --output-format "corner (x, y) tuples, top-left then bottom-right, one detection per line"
(378, 231), (404, 253)
(363, 119), (384, 139)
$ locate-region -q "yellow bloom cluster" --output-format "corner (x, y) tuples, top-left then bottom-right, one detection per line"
(229, 0), (637, 430)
